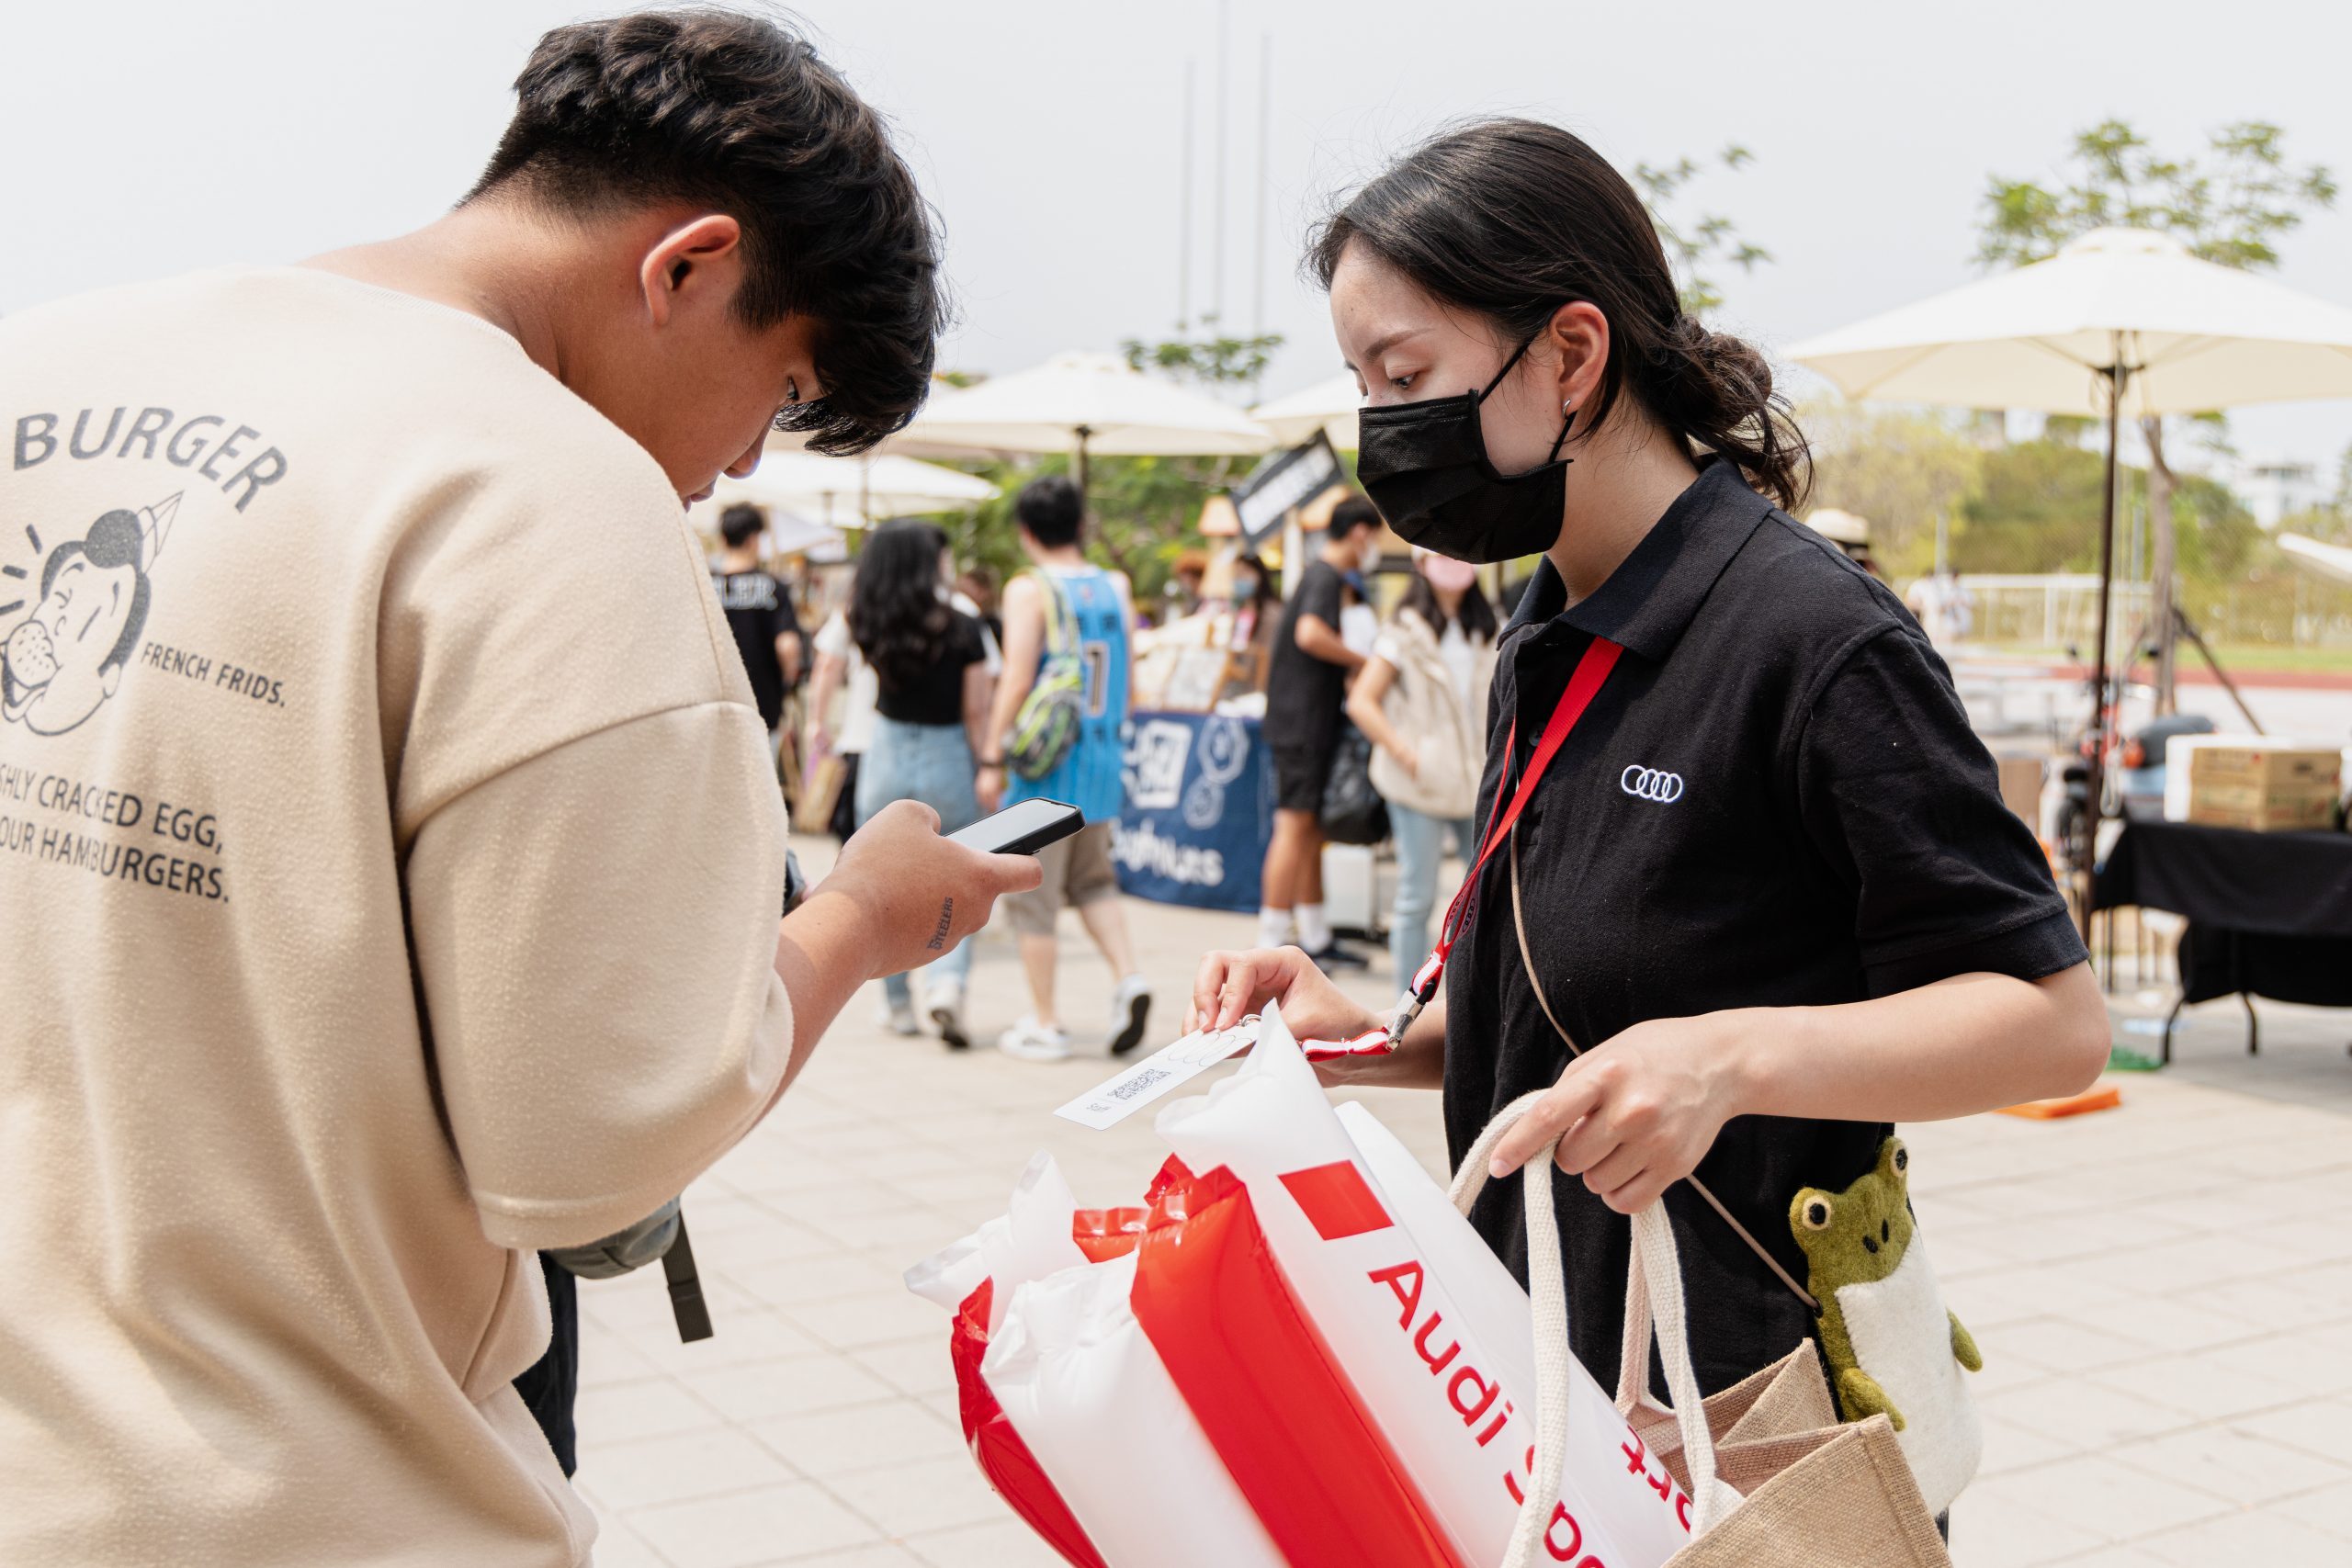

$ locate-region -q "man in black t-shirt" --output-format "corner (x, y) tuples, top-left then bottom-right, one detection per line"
(710, 503), (804, 768)
(1258, 496), (1383, 968)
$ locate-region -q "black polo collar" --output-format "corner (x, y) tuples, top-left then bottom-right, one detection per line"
(1501, 459), (1776, 662)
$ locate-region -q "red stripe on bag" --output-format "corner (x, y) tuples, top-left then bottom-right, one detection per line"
(1132, 1167), (1465, 1568)
(1279, 1160), (1396, 1242)
(951, 1281), (1110, 1568)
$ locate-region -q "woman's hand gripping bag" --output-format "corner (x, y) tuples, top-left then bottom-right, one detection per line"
(1153, 1004), (1696, 1568)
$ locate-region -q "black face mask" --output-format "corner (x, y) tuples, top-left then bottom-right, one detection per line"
(1353, 333), (1575, 565)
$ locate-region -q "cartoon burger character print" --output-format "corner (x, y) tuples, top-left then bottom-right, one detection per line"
(2, 492), (175, 737)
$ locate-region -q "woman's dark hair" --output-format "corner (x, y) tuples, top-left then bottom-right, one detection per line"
(1398, 570), (1498, 644)
(1232, 552), (1277, 615)
(1307, 118), (1808, 510)
(847, 519), (954, 694)
(469, 9), (944, 456)
(1014, 474), (1085, 548)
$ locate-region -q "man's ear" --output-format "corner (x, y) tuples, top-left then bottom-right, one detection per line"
(1544, 299), (1611, 412)
(639, 214), (748, 329)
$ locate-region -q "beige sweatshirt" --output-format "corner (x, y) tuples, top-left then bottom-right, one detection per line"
(0, 268), (794, 1566)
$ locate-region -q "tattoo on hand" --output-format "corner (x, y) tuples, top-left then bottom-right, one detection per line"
(928, 897), (953, 951)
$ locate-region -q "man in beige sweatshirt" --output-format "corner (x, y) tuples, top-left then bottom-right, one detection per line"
(0, 11), (1037, 1565)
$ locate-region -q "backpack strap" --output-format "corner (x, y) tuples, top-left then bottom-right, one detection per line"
(1030, 569), (1078, 655)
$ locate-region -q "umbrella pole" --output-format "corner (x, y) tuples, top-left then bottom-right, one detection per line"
(2082, 355), (2122, 940)
(1073, 426), (1091, 512)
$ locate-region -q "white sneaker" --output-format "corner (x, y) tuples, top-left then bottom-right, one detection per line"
(1108, 974), (1152, 1057)
(928, 980), (970, 1052)
(997, 1015), (1072, 1063)
(881, 999), (920, 1037)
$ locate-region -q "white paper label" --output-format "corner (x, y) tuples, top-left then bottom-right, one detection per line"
(1052, 1021), (1261, 1131)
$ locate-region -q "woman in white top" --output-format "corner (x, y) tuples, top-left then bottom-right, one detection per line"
(1345, 551), (1500, 983)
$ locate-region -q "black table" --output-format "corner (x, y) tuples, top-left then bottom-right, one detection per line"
(2091, 819), (2352, 1062)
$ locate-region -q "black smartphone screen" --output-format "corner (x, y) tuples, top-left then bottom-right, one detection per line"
(946, 798), (1084, 856)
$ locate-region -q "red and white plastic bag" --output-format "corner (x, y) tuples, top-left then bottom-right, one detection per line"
(909, 1004), (1723, 1567)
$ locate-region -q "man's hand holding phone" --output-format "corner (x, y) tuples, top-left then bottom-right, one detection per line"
(812, 799), (1046, 977)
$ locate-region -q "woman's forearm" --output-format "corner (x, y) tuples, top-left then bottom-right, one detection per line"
(1345, 659), (1408, 759)
(1318, 996), (1447, 1091)
(1723, 963), (2109, 1125)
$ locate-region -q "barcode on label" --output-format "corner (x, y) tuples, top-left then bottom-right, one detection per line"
(1108, 1066), (1170, 1101)
(1053, 1021), (1260, 1130)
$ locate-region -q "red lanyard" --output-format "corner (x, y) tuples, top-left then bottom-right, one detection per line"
(1302, 635), (1620, 1062)
(1402, 636), (1622, 1008)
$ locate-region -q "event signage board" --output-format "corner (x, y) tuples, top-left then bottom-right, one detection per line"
(1114, 709), (1273, 913)
(1231, 433), (1342, 548)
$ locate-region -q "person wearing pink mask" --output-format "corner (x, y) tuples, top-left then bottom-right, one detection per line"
(1347, 550), (1500, 982)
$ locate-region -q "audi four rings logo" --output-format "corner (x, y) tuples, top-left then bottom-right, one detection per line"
(1620, 765), (1684, 803)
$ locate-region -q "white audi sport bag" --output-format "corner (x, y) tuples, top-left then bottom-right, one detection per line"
(1153, 1005), (1702, 1568)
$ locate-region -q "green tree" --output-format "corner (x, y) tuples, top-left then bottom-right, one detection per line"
(1634, 146), (1772, 317)
(1802, 402), (1983, 579)
(1979, 119), (2337, 271)
(1976, 119), (2336, 706)
(1954, 439), (2115, 575)
(1121, 314), (1284, 389)
(941, 450), (1241, 609)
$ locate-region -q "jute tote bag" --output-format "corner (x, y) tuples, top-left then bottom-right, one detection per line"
(1453, 1094), (1953, 1568)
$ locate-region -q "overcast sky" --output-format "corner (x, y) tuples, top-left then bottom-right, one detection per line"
(7, 0), (2349, 473)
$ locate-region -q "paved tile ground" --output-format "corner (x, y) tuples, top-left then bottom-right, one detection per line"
(575, 835), (2352, 1567)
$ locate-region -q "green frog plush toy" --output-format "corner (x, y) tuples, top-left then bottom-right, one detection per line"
(1791, 1136), (1981, 1516)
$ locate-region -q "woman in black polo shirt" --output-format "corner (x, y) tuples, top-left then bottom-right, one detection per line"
(1191, 119), (2109, 1410)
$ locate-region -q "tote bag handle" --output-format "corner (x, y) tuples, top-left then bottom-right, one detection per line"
(1453, 1100), (1740, 1567)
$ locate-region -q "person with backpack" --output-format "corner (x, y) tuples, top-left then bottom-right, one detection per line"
(1345, 551), (1500, 984)
(977, 476), (1152, 1061)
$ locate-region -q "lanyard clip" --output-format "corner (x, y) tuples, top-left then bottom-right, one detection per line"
(1385, 952), (1447, 1049)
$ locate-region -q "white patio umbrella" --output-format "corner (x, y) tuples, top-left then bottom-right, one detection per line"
(892, 350), (1273, 497)
(1788, 227), (2352, 840)
(719, 448), (996, 525)
(682, 493), (842, 557)
(1251, 371), (1363, 449)
(2279, 533), (2352, 590)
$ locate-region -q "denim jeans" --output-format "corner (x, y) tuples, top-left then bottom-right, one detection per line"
(1388, 803), (1476, 984)
(855, 716), (980, 1006)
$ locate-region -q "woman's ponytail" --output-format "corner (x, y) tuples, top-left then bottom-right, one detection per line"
(1652, 317), (1810, 511)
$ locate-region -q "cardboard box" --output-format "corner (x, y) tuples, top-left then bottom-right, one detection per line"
(1993, 753), (2044, 828)
(2166, 735), (2343, 826)
(2187, 790), (2337, 833)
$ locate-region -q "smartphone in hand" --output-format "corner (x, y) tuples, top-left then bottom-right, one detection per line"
(947, 798), (1084, 856)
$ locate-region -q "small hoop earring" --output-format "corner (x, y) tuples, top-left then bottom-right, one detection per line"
(1561, 400), (1575, 415)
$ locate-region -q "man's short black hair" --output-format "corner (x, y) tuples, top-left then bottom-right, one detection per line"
(718, 502), (766, 547)
(1329, 493), (1384, 540)
(469, 8), (944, 456)
(1014, 475), (1084, 548)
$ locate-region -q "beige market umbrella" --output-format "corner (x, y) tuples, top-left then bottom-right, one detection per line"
(1802, 508), (1871, 547)
(892, 351), (1273, 498)
(1788, 227), (2352, 842)
(1251, 371), (1362, 449)
(2279, 532), (2352, 590)
(721, 447), (996, 525)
